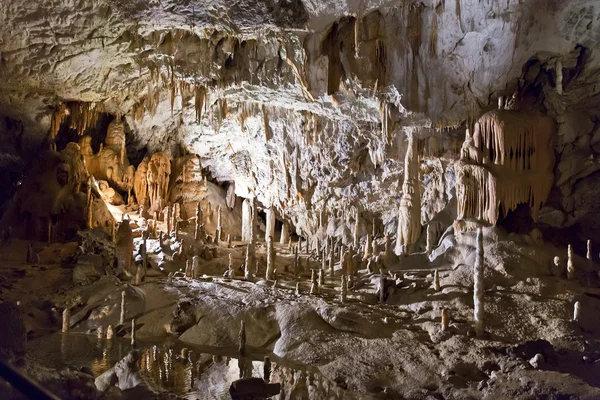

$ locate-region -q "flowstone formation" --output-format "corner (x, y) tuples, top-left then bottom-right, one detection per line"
(0, 1), (600, 399)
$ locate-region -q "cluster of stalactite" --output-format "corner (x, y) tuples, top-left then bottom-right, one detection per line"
(49, 102), (105, 143)
(456, 109), (556, 226)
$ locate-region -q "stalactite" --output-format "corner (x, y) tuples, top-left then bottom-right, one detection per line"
(194, 86), (206, 122)
(456, 110), (555, 226)
(262, 105), (271, 142)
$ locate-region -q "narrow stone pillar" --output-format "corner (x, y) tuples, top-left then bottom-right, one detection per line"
(265, 207), (275, 242)
(263, 356), (271, 382)
(426, 224), (434, 255)
(266, 236), (275, 280)
(167, 205), (172, 235)
(441, 309), (449, 331)
(573, 301), (581, 323)
(363, 234), (372, 260)
(567, 244), (575, 280)
(131, 319), (136, 346)
(193, 256), (200, 279)
(293, 245), (299, 277)
(238, 321), (246, 357)
(310, 270), (318, 295)
(135, 265), (143, 285)
(321, 248), (327, 271)
(434, 270), (440, 291)
(244, 243), (254, 280)
(340, 275), (347, 303)
(62, 308), (70, 332)
(280, 221), (290, 244)
(353, 214), (360, 248)
(120, 291), (126, 326)
(379, 269), (385, 303)
(329, 247), (335, 277)
(474, 228), (485, 336)
(195, 202), (203, 240)
(106, 325), (114, 340)
(216, 205), (222, 242)
(318, 268), (324, 286)
(587, 240), (592, 261)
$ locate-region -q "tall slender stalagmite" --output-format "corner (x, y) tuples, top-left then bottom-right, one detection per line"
(395, 132), (422, 255)
(474, 228), (485, 336)
(280, 221), (290, 244)
(266, 236), (275, 280)
(241, 199), (252, 241)
(567, 244), (575, 280)
(265, 207), (275, 241)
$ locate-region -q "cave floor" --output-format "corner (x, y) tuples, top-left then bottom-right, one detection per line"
(2, 227), (600, 399)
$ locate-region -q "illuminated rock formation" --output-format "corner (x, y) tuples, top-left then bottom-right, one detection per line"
(456, 109), (556, 227)
(147, 152), (171, 212)
(395, 133), (422, 255)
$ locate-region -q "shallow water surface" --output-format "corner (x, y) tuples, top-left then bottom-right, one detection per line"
(27, 333), (361, 399)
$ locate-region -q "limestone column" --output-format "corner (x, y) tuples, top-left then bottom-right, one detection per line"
(265, 207), (275, 242)
(395, 133), (422, 256)
(474, 228), (484, 336)
(216, 205), (222, 242)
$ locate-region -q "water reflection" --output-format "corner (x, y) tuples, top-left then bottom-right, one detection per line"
(28, 333), (365, 399)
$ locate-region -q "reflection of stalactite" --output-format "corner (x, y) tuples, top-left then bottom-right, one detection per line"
(456, 109), (555, 226)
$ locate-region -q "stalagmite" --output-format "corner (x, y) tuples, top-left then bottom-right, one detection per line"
(379, 269), (385, 303)
(263, 356), (271, 382)
(329, 247), (335, 277)
(216, 205), (222, 242)
(433, 270), (440, 291)
(395, 132), (421, 255)
(279, 221), (288, 244)
(241, 199), (251, 241)
(195, 202), (203, 240)
(426, 224), (434, 255)
(295, 282), (301, 296)
(293, 245), (299, 277)
(441, 309), (449, 331)
(266, 236), (275, 280)
(106, 325), (114, 340)
(383, 235), (391, 261)
(131, 319), (136, 346)
(473, 228), (485, 337)
(167, 205), (172, 235)
(238, 321), (246, 357)
(587, 240), (592, 261)
(97, 326), (104, 339)
(573, 301), (581, 323)
(318, 268), (325, 286)
(567, 244), (575, 280)
(340, 275), (348, 303)
(556, 60), (563, 95)
(227, 234), (231, 248)
(192, 256), (200, 279)
(265, 207), (275, 241)
(120, 291), (126, 326)
(250, 198), (257, 246)
(321, 248), (327, 271)
(353, 214), (360, 248)
(310, 270), (318, 295)
(62, 307), (70, 332)
(244, 243), (254, 280)
(288, 238), (292, 251)
(363, 234), (372, 260)
(135, 265), (143, 285)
